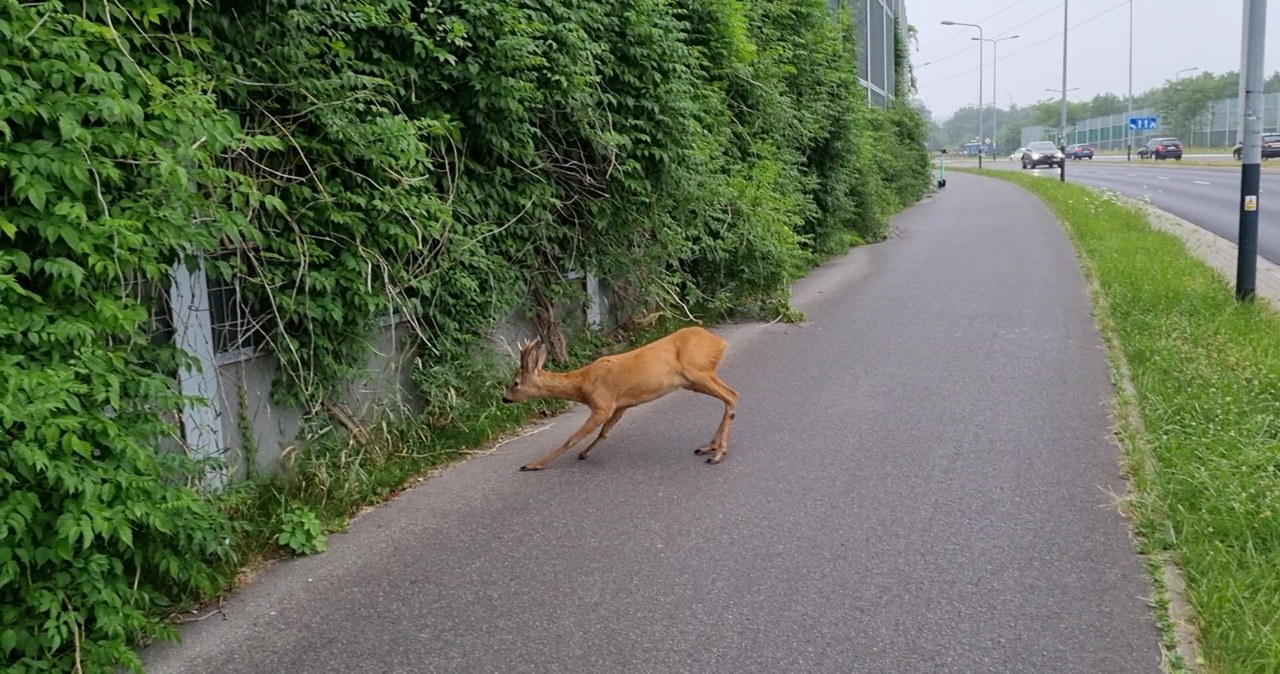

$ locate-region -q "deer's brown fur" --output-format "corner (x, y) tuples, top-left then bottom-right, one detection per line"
(502, 327), (740, 471)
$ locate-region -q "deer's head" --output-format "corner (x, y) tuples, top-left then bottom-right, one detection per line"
(502, 337), (548, 404)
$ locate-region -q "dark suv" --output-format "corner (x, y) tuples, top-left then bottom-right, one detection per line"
(1139, 137), (1183, 160)
(1021, 141), (1064, 169)
(1232, 134), (1280, 159)
(1066, 143), (1094, 160)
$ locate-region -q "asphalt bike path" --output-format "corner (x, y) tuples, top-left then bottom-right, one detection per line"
(142, 172), (1162, 673)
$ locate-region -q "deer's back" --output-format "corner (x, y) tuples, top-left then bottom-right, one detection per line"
(581, 327), (727, 407)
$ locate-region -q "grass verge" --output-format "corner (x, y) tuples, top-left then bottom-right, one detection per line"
(965, 168), (1280, 674)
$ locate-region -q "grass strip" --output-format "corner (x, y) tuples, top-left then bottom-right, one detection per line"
(969, 169), (1280, 674)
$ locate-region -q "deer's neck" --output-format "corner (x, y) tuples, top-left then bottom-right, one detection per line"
(533, 370), (588, 404)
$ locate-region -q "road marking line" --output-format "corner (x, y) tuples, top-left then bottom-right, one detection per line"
(1194, 180), (1211, 185)
(1158, 176), (1170, 180)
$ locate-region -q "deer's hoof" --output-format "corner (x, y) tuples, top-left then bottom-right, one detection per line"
(519, 464), (544, 472)
(577, 453), (588, 461)
(705, 456), (723, 465)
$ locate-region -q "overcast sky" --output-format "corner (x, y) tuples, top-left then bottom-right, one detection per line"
(910, 0), (1280, 121)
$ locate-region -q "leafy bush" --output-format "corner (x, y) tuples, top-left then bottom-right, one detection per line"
(1, 1), (244, 671)
(1, 0), (929, 670)
(276, 508), (327, 555)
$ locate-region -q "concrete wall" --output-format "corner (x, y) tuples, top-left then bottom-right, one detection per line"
(193, 274), (614, 479)
(213, 320), (421, 478)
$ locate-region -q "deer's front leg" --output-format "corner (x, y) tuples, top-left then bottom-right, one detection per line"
(520, 409), (611, 471)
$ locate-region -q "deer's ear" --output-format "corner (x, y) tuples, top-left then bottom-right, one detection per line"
(533, 343), (549, 372)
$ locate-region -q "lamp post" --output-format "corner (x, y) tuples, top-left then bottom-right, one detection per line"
(1045, 85), (1081, 143)
(973, 35), (1019, 156)
(1126, 0), (1134, 160)
(942, 20), (985, 167)
(1175, 67), (1201, 144)
(1059, 1), (1069, 182)
(1047, 86), (1079, 178)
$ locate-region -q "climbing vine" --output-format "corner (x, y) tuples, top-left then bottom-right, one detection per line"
(1, 0), (929, 670)
(0, 1), (249, 671)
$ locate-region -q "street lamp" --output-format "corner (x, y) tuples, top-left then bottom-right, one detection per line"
(973, 35), (1019, 156)
(1172, 67), (1202, 143)
(1046, 86), (1080, 149)
(942, 20), (986, 167)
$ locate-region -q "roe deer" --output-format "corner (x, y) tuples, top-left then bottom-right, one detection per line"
(501, 326), (740, 471)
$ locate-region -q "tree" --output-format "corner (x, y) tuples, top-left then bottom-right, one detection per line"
(1266, 71), (1280, 93)
(1085, 93), (1126, 118)
(1155, 74), (1222, 143)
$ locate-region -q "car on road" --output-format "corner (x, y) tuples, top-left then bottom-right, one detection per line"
(1138, 137), (1183, 160)
(1232, 134), (1280, 159)
(1021, 141), (1064, 169)
(1010, 147), (1028, 161)
(1065, 144), (1094, 160)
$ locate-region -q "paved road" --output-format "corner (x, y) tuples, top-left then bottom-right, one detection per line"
(142, 173), (1162, 674)
(979, 158), (1280, 265)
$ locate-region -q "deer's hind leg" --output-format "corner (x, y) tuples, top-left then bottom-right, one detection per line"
(685, 372), (739, 464)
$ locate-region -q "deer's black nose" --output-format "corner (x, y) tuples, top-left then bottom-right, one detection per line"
(501, 396), (513, 404)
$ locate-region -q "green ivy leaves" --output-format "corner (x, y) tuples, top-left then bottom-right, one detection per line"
(1, 0), (928, 671)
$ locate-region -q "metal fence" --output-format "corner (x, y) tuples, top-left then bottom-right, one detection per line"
(843, 0), (906, 108)
(1021, 108), (1157, 150)
(1022, 93), (1280, 150)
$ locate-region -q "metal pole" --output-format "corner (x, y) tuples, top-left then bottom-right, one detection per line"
(1238, 0), (1267, 301)
(992, 40), (998, 157)
(1060, 0), (1069, 182)
(978, 27), (984, 169)
(974, 36), (1017, 159)
(1127, 0), (1133, 161)
(942, 21), (987, 166)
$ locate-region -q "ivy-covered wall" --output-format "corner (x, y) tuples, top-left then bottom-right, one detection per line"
(0, 0), (930, 670)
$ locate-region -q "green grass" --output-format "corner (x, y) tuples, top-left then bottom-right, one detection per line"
(968, 168), (1280, 673)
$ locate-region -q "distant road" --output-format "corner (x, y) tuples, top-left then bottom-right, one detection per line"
(970, 158), (1280, 266)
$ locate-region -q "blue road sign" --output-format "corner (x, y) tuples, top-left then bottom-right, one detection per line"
(1129, 116), (1159, 130)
